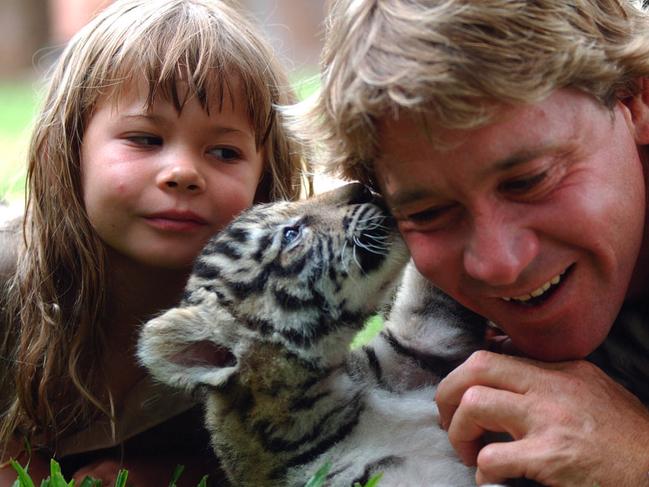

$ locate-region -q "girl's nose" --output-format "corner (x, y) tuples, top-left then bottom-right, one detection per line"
(462, 213), (538, 286)
(157, 160), (206, 193)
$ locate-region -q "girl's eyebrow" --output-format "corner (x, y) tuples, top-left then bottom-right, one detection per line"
(120, 112), (165, 123)
(119, 112), (253, 136)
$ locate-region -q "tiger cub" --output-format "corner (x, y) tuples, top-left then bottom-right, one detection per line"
(138, 183), (503, 487)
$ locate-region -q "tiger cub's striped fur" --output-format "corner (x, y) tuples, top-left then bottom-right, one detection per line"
(138, 184), (503, 486)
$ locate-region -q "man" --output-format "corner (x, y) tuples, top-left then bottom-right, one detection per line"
(303, 0), (649, 485)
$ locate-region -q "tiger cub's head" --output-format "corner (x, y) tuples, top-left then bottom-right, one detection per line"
(138, 183), (409, 392)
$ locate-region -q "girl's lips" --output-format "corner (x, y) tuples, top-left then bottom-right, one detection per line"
(145, 211), (208, 232)
(146, 217), (206, 232)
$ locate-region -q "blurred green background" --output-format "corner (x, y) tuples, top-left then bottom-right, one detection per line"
(0, 81), (39, 205)
(0, 0), (326, 209)
(0, 74), (320, 208)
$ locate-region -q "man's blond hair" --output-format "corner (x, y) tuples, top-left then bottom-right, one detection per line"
(304, 0), (649, 187)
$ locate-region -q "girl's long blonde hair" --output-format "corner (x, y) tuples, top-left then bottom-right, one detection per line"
(1, 0), (308, 451)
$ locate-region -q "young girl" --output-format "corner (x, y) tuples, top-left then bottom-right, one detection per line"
(0, 0), (308, 484)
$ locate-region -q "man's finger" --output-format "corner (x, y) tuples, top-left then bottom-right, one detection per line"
(475, 438), (533, 485)
(447, 386), (527, 465)
(436, 350), (562, 428)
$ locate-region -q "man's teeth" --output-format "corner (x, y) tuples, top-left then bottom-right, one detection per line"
(502, 271), (564, 303)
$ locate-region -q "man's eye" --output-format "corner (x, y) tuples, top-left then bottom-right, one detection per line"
(210, 147), (242, 162)
(407, 205), (453, 223)
(126, 135), (163, 146)
(500, 172), (547, 194)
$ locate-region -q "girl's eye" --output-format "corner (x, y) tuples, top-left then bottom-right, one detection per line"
(282, 225), (301, 245)
(126, 135), (163, 147)
(499, 171), (548, 195)
(209, 147), (242, 162)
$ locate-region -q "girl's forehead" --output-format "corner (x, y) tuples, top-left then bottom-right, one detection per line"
(102, 73), (247, 117)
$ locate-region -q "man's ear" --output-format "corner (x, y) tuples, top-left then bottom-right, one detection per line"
(621, 77), (649, 145)
(137, 295), (241, 391)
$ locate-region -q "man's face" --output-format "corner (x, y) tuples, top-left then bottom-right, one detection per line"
(375, 89), (646, 361)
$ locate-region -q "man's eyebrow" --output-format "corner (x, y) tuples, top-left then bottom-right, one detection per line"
(387, 188), (438, 211)
(495, 139), (577, 170)
(387, 145), (566, 210)
(492, 148), (550, 172)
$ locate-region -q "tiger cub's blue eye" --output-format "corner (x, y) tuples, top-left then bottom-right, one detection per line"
(282, 226), (301, 245)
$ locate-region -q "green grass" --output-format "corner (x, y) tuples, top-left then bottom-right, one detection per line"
(291, 70), (320, 101)
(10, 458), (128, 487)
(0, 83), (39, 136)
(0, 81), (39, 204)
(10, 458), (378, 487)
(351, 316), (384, 349)
(305, 461), (383, 487)
(9, 459), (208, 487)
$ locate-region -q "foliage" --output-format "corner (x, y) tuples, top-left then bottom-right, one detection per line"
(0, 82), (35, 203)
(0, 82), (38, 136)
(351, 315), (384, 349)
(290, 71), (320, 101)
(9, 459), (208, 487)
(304, 461), (383, 487)
(11, 458), (380, 487)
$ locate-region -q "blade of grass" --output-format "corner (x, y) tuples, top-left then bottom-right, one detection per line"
(47, 459), (72, 487)
(358, 472), (383, 487)
(114, 469), (129, 487)
(10, 460), (36, 487)
(304, 461), (331, 487)
(78, 477), (101, 487)
(196, 475), (209, 487)
(168, 465), (185, 487)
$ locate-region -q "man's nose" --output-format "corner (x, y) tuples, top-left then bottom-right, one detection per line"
(156, 152), (206, 193)
(462, 211), (538, 286)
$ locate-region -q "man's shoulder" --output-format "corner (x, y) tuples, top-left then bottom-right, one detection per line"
(589, 299), (649, 405)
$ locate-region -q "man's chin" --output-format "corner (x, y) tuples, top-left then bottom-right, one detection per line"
(513, 338), (596, 362)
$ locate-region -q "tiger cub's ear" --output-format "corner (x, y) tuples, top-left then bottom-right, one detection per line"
(138, 299), (241, 392)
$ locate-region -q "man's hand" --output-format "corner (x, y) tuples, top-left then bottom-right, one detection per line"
(435, 350), (649, 486)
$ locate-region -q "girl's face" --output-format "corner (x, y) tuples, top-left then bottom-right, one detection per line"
(81, 79), (264, 270)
